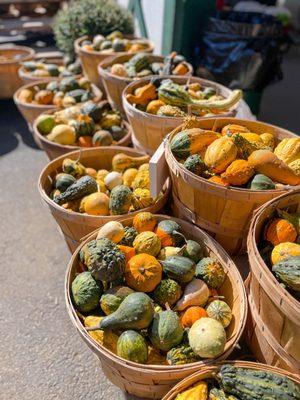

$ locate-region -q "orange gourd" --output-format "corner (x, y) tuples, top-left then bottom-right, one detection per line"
(180, 306), (207, 328)
(125, 253), (162, 292)
(208, 175), (229, 187)
(221, 159), (254, 186)
(265, 218), (297, 246)
(78, 136), (93, 147)
(118, 245), (136, 263)
(126, 83), (157, 106)
(221, 124), (250, 136)
(271, 242), (300, 265)
(133, 212), (157, 233)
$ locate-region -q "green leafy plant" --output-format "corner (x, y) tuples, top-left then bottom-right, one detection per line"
(53, 0), (135, 56)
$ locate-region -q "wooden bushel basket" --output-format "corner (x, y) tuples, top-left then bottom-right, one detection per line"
(32, 101), (132, 160)
(74, 36), (154, 92)
(98, 54), (193, 116)
(13, 80), (102, 126)
(123, 76), (240, 155)
(65, 215), (247, 399)
(38, 147), (170, 253)
(246, 190), (300, 373)
(165, 117), (299, 255)
(0, 45), (35, 98)
(162, 360), (300, 400)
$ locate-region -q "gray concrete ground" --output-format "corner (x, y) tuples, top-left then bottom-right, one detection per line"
(0, 48), (299, 400)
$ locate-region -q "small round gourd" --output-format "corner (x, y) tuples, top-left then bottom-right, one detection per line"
(55, 173), (76, 192)
(120, 226), (138, 247)
(97, 169), (109, 181)
(131, 188), (153, 210)
(110, 63), (127, 77)
(36, 114), (56, 135)
(265, 218), (297, 246)
(249, 174), (275, 190)
(206, 300), (232, 327)
(183, 240), (204, 263)
(155, 220), (185, 247)
(104, 171), (122, 190)
(117, 330), (148, 364)
(79, 192), (110, 215)
(271, 242), (300, 265)
(260, 132), (275, 149)
(109, 185), (133, 215)
(71, 271), (102, 313)
(196, 257), (226, 289)
(125, 253), (162, 292)
(149, 310), (183, 352)
(133, 231), (161, 256)
(153, 278), (182, 307)
(47, 124), (76, 145)
(133, 212), (157, 233)
(96, 221), (124, 243)
(92, 130), (113, 146)
(180, 306), (207, 328)
(122, 168), (138, 187)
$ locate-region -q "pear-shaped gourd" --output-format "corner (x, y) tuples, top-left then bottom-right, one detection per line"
(112, 153), (150, 172)
(96, 221), (124, 243)
(149, 310), (183, 351)
(89, 292), (154, 331)
(175, 279), (209, 311)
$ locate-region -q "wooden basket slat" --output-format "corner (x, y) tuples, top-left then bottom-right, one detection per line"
(166, 117), (299, 254)
(39, 147), (170, 253)
(65, 215), (247, 398)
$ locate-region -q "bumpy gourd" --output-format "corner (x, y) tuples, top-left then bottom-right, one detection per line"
(54, 175), (98, 205)
(80, 238), (125, 282)
(204, 137), (238, 174)
(155, 220), (185, 247)
(133, 212), (157, 232)
(153, 278), (182, 307)
(122, 168), (138, 187)
(206, 300), (232, 327)
(175, 279), (210, 311)
(117, 330), (148, 364)
(125, 254), (162, 292)
(175, 381), (208, 400)
(265, 218), (297, 246)
(171, 128), (220, 159)
(188, 317), (226, 358)
(133, 231), (161, 256)
(112, 153), (150, 172)
(119, 226), (138, 246)
(157, 105), (186, 117)
(183, 240), (204, 263)
(149, 310), (183, 351)
(84, 315), (118, 353)
(71, 271), (102, 312)
(260, 132), (275, 149)
(271, 242), (300, 265)
(232, 133), (269, 159)
(272, 256), (300, 292)
(180, 306), (207, 328)
(184, 154), (206, 176)
(100, 286), (134, 315)
(219, 364), (300, 400)
(274, 137), (300, 165)
(109, 185), (133, 215)
(131, 188), (153, 210)
(161, 256), (195, 283)
(132, 169), (150, 190)
(196, 257), (226, 289)
(221, 159), (254, 186)
(167, 343), (199, 365)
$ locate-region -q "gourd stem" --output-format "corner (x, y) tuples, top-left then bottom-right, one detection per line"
(86, 325), (101, 332)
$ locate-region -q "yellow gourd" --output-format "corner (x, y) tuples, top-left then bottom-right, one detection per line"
(122, 168), (138, 187)
(132, 169), (150, 190)
(133, 231), (161, 256)
(84, 315), (118, 353)
(97, 169), (109, 181)
(96, 221), (124, 243)
(204, 136), (238, 173)
(133, 212), (157, 232)
(175, 381), (208, 400)
(97, 179), (107, 193)
(271, 242), (300, 265)
(146, 99), (166, 114)
(79, 192), (109, 215)
(260, 132), (276, 149)
(112, 153), (150, 172)
(131, 188), (153, 210)
(236, 132), (263, 144)
(221, 124), (249, 136)
(288, 159), (300, 176)
(274, 137), (300, 165)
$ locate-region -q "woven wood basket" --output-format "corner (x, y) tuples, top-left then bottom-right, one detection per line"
(122, 76), (240, 154)
(98, 54), (193, 115)
(74, 36), (154, 92)
(0, 45), (35, 98)
(245, 190), (300, 373)
(65, 215), (247, 398)
(38, 147), (170, 253)
(165, 117), (299, 255)
(33, 102), (132, 160)
(162, 360), (300, 400)
(13, 80), (102, 126)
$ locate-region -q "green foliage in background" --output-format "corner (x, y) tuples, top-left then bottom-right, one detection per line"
(53, 0), (135, 56)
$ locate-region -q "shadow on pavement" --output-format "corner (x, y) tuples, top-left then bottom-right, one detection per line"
(0, 99), (40, 156)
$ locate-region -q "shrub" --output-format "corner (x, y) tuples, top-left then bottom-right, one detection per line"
(53, 0), (135, 56)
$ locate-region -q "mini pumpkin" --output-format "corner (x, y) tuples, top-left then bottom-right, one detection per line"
(133, 231), (161, 256)
(265, 218), (297, 246)
(133, 212), (157, 233)
(125, 253), (162, 292)
(180, 306), (207, 328)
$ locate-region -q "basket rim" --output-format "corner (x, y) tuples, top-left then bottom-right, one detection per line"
(13, 79), (102, 110)
(122, 75), (239, 121)
(38, 147), (170, 219)
(98, 54), (193, 82)
(0, 45), (35, 64)
(32, 101), (132, 151)
(74, 35), (155, 57)
(65, 214), (248, 371)
(165, 117), (300, 195)
(162, 360), (300, 400)
(247, 190), (300, 312)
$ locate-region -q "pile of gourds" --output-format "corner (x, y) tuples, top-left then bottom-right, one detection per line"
(36, 101), (128, 146)
(49, 154), (162, 216)
(174, 364), (300, 399)
(125, 79), (242, 118)
(260, 208), (300, 300)
(71, 213), (234, 365)
(80, 30), (150, 54)
(108, 52), (190, 79)
(20, 58), (82, 79)
(170, 123), (300, 188)
(17, 76), (95, 107)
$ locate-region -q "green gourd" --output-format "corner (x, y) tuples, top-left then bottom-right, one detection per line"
(62, 158), (86, 177)
(70, 118), (95, 137)
(66, 89), (87, 102)
(206, 300), (232, 328)
(92, 130), (113, 146)
(155, 220), (185, 247)
(149, 310), (183, 352)
(250, 174), (276, 190)
(166, 343), (199, 365)
(184, 154), (206, 176)
(161, 256), (196, 283)
(233, 134), (269, 159)
(55, 173), (76, 192)
(100, 286), (134, 315)
(183, 240), (204, 263)
(117, 330), (148, 364)
(93, 292), (154, 331)
(36, 114), (56, 135)
(80, 238), (125, 282)
(81, 102), (110, 122)
(126, 53), (150, 78)
(272, 256), (300, 292)
(71, 271), (102, 312)
(219, 364), (300, 400)
(196, 257), (226, 289)
(59, 77), (80, 92)
(209, 388), (237, 400)
(119, 226), (138, 247)
(153, 279), (182, 307)
(53, 175), (97, 205)
(109, 185), (133, 215)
